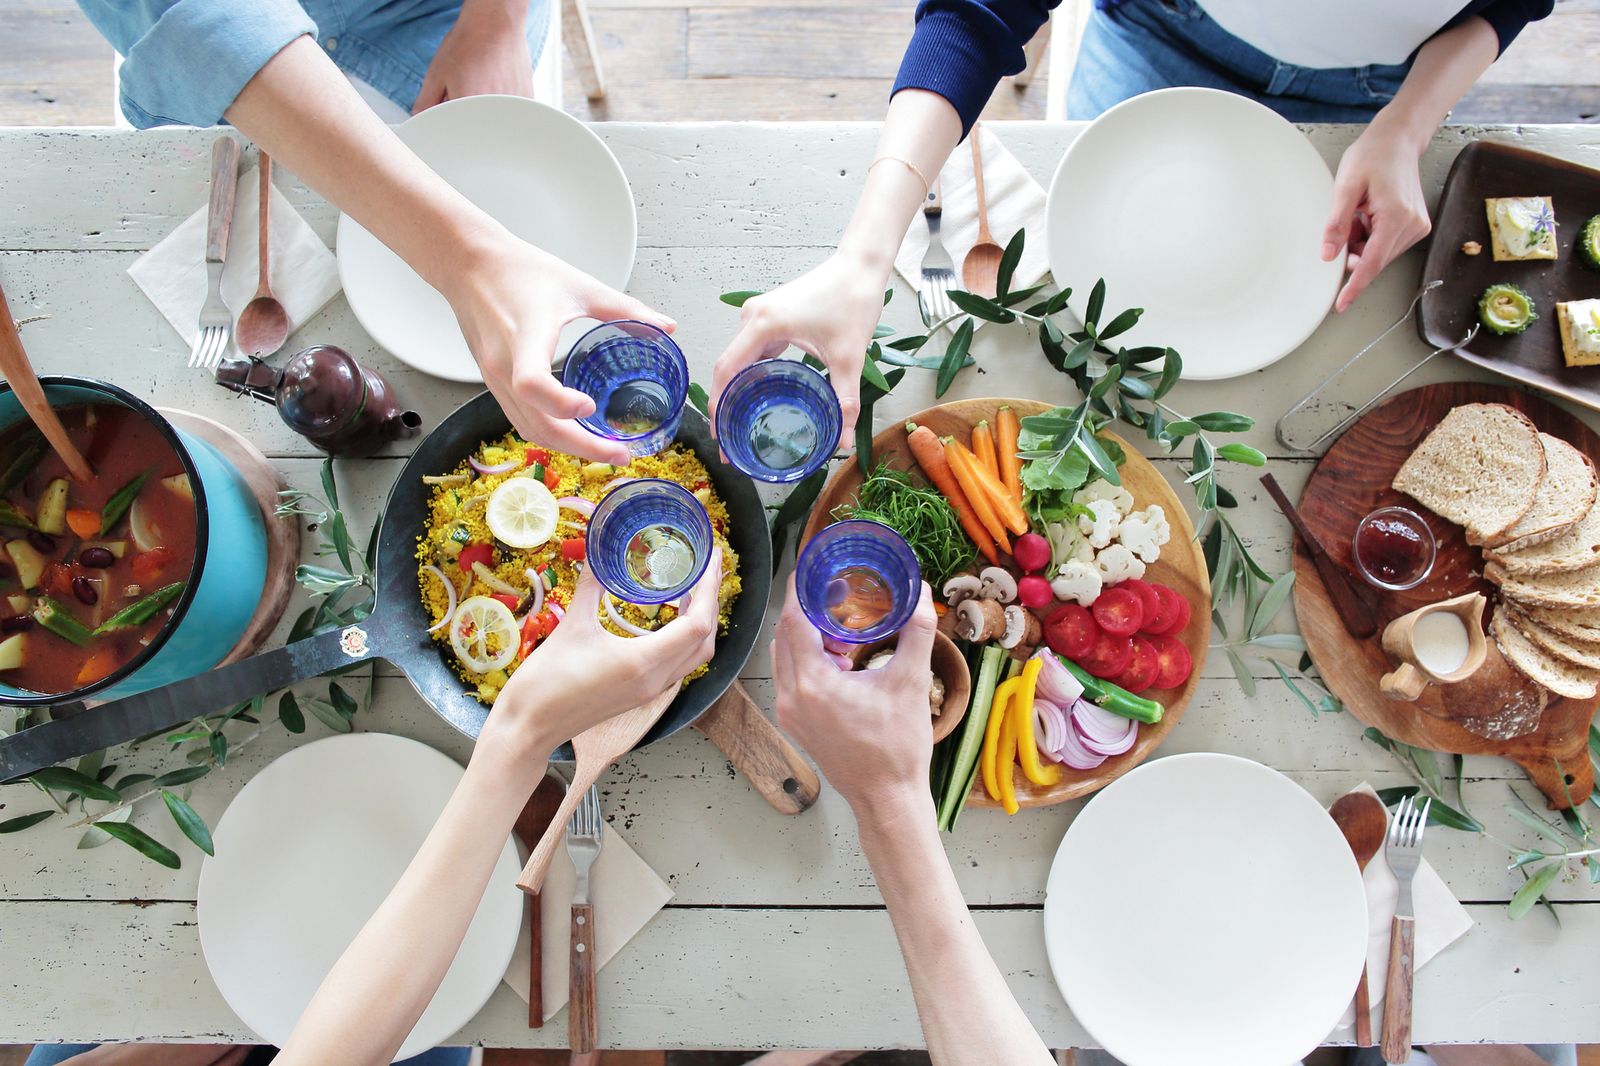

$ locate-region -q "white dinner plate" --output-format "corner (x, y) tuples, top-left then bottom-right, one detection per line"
(1045, 87), (1343, 379)
(1043, 752), (1366, 1066)
(337, 95), (638, 382)
(197, 733), (523, 1061)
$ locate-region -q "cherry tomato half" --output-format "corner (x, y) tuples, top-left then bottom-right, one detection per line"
(1092, 586), (1144, 638)
(1045, 603), (1099, 660)
(1143, 584), (1191, 637)
(1114, 636), (1160, 693)
(1149, 634), (1194, 690)
(1081, 630), (1134, 679)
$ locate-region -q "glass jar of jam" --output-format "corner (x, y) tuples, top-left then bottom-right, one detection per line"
(1353, 506), (1436, 591)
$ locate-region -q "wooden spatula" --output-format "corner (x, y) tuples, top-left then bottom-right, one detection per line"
(515, 686), (677, 895)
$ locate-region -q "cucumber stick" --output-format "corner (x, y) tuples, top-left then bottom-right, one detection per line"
(936, 644), (1007, 831)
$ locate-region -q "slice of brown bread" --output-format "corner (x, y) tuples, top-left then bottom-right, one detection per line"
(1488, 494), (1600, 576)
(1491, 606), (1600, 699)
(1491, 433), (1598, 550)
(1487, 559), (1600, 609)
(1522, 603), (1600, 644)
(1503, 604), (1600, 672)
(1391, 404), (1544, 546)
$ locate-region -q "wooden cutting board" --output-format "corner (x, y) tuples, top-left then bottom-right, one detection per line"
(801, 397), (1210, 809)
(1293, 382), (1600, 808)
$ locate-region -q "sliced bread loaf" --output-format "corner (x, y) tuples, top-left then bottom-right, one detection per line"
(1503, 605), (1600, 672)
(1491, 606), (1600, 700)
(1488, 493), (1600, 576)
(1487, 560), (1600, 609)
(1522, 603), (1600, 645)
(1492, 433), (1598, 550)
(1391, 404), (1545, 546)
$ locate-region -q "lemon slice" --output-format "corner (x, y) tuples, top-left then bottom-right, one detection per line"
(449, 596), (519, 674)
(486, 475), (559, 548)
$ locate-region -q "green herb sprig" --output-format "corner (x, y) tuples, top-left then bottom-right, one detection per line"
(835, 464), (976, 585)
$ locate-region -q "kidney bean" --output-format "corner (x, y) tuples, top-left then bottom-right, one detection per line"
(72, 576), (98, 605)
(79, 547), (115, 569)
(26, 531), (56, 554)
(0, 615), (33, 634)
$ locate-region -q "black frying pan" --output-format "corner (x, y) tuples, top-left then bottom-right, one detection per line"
(0, 391), (772, 782)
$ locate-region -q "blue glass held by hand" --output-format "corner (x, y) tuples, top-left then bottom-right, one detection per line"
(796, 519), (921, 644)
(715, 359), (842, 483)
(561, 320), (688, 457)
(587, 479), (713, 605)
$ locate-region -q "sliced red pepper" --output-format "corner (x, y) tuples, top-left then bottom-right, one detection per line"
(524, 448), (551, 467)
(518, 607), (560, 659)
(560, 537), (587, 561)
(542, 467), (560, 491)
(490, 592), (520, 612)
(41, 561), (75, 599)
(457, 543), (494, 573)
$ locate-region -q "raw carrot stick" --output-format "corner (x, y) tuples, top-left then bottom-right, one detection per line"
(905, 423), (999, 565)
(951, 439), (1029, 537)
(944, 438), (1013, 552)
(996, 405), (1023, 503)
(972, 420), (1000, 481)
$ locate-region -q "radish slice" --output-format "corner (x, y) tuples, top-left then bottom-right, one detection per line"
(557, 496), (595, 518)
(422, 564), (457, 633)
(1033, 650), (1085, 706)
(605, 594), (653, 636)
(469, 455), (520, 476)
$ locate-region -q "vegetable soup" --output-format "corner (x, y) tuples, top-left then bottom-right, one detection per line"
(0, 404), (197, 695)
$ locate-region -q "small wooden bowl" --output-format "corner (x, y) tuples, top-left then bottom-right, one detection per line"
(850, 631), (972, 742)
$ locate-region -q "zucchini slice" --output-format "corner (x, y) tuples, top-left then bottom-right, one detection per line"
(1581, 215), (1600, 274)
(1479, 283), (1538, 336)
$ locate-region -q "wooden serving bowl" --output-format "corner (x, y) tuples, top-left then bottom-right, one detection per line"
(802, 397), (1211, 808)
(850, 630), (973, 743)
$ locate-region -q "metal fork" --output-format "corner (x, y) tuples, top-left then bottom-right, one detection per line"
(565, 785), (604, 1055)
(1381, 794), (1431, 1065)
(916, 177), (957, 327)
(189, 137), (241, 370)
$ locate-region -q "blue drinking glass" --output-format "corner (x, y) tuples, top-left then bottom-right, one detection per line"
(715, 359), (842, 483)
(796, 519), (922, 644)
(561, 320), (689, 457)
(587, 479), (713, 605)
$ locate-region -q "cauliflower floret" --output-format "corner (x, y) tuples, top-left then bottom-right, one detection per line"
(1073, 479), (1135, 513)
(1067, 536), (1095, 565)
(1119, 504), (1171, 564)
(1050, 559), (1103, 606)
(1077, 497), (1123, 549)
(1095, 543), (1146, 584)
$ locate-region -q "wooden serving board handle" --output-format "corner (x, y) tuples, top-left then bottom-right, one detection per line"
(693, 682), (821, 815)
(569, 902), (598, 1053)
(1381, 915), (1416, 1063)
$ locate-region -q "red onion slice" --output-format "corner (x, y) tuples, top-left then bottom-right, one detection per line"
(468, 455), (520, 476)
(557, 496), (595, 518)
(519, 567), (544, 622)
(603, 594), (651, 636)
(421, 564), (457, 633)
(1072, 699), (1138, 756)
(1032, 650), (1085, 706)
(548, 601), (565, 621)
(1034, 698), (1065, 758)
(601, 476), (638, 493)
(1054, 717), (1109, 770)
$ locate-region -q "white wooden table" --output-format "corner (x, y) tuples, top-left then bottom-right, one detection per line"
(2, 122), (1600, 1053)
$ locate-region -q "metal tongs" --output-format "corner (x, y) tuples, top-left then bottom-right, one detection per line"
(1276, 280), (1479, 452)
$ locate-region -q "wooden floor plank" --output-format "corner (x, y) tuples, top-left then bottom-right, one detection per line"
(1479, 11), (1600, 86)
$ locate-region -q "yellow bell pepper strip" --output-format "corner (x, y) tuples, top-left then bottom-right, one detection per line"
(1011, 657), (1061, 788)
(995, 691), (1020, 815)
(981, 673), (1023, 802)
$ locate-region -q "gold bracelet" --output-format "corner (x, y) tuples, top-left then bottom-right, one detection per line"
(867, 154), (930, 195)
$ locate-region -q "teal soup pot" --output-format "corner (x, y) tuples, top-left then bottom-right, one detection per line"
(0, 377), (267, 704)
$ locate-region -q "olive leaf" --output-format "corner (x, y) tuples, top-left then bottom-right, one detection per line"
(995, 229), (1024, 297)
(78, 804), (132, 849)
(1509, 862), (1563, 920)
(279, 692), (305, 734)
(935, 320), (975, 399)
(769, 466), (830, 573)
(161, 790), (214, 857)
(30, 767), (119, 803)
(947, 291), (1015, 324)
(687, 382), (710, 418)
(153, 766), (210, 788)
(98, 820), (181, 869)
(1374, 786), (1482, 833)
(0, 811), (54, 833)
(720, 290), (761, 307)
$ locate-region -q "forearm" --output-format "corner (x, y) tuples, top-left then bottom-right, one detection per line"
(856, 790), (1053, 1065)
(277, 746), (549, 1065)
(224, 35), (503, 299)
(836, 89), (964, 276)
(1373, 16), (1498, 151)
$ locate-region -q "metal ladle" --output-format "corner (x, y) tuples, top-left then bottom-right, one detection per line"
(1276, 279), (1480, 453)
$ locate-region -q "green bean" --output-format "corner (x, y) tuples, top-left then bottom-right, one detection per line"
(99, 469), (152, 534)
(33, 597), (96, 648)
(0, 501), (36, 531)
(94, 581), (185, 635)
(0, 437), (47, 496)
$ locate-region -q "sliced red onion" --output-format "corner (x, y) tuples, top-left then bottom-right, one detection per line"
(521, 567), (544, 621)
(547, 601), (565, 621)
(1033, 650), (1085, 706)
(557, 496), (595, 518)
(1072, 699), (1138, 756)
(1034, 698), (1065, 758)
(468, 455), (520, 476)
(605, 594), (652, 636)
(601, 476), (638, 493)
(1054, 717), (1109, 770)
(421, 564), (457, 633)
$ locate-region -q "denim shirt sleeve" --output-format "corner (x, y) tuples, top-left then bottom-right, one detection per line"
(891, 0), (1057, 136)
(76, 0), (317, 128)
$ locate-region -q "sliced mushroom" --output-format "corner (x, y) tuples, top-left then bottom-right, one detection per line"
(978, 566), (1018, 604)
(997, 604), (1041, 649)
(942, 573), (984, 606)
(955, 597), (1006, 642)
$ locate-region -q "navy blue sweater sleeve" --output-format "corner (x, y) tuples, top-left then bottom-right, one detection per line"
(892, 0), (1057, 135)
(1463, 0), (1555, 53)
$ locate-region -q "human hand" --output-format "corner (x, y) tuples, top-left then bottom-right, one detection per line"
(414, 0), (534, 113)
(710, 251), (889, 451)
(443, 234), (676, 464)
(1321, 115), (1432, 313)
(481, 549), (724, 768)
(771, 574), (937, 815)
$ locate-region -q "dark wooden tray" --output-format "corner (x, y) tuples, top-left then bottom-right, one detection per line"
(1419, 141), (1600, 412)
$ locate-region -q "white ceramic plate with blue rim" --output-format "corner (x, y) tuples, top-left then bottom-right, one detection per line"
(197, 732), (523, 1061)
(1045, 87), (1343, 380)
(1043, 752), (1367, 1066)
(337, 94), (638, 383)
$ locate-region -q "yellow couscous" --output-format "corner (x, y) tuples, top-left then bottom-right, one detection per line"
(415, 432), (741, 704)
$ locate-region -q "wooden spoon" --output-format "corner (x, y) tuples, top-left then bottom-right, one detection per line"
(235, 153), (290, 359)
(0, 276), (92, 481)
(1331, 790), (1386, 1047)
(512, 771), (568, 1028)
(961, 124), (1004, 299)
(516, 687), (677, 894)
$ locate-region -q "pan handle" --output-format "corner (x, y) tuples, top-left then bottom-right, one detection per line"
(0, 624), (374, 783)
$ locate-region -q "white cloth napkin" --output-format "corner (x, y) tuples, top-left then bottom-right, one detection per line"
(893, 124), (1050, 324)
(127, 162), (341, 356)
(1336, 783), (1474, 1031)
(501, 822), (674, 1021)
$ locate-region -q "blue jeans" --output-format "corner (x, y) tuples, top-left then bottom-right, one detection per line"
(1066, 0), (1411, 121)
(24, 1047), (471, 1066)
